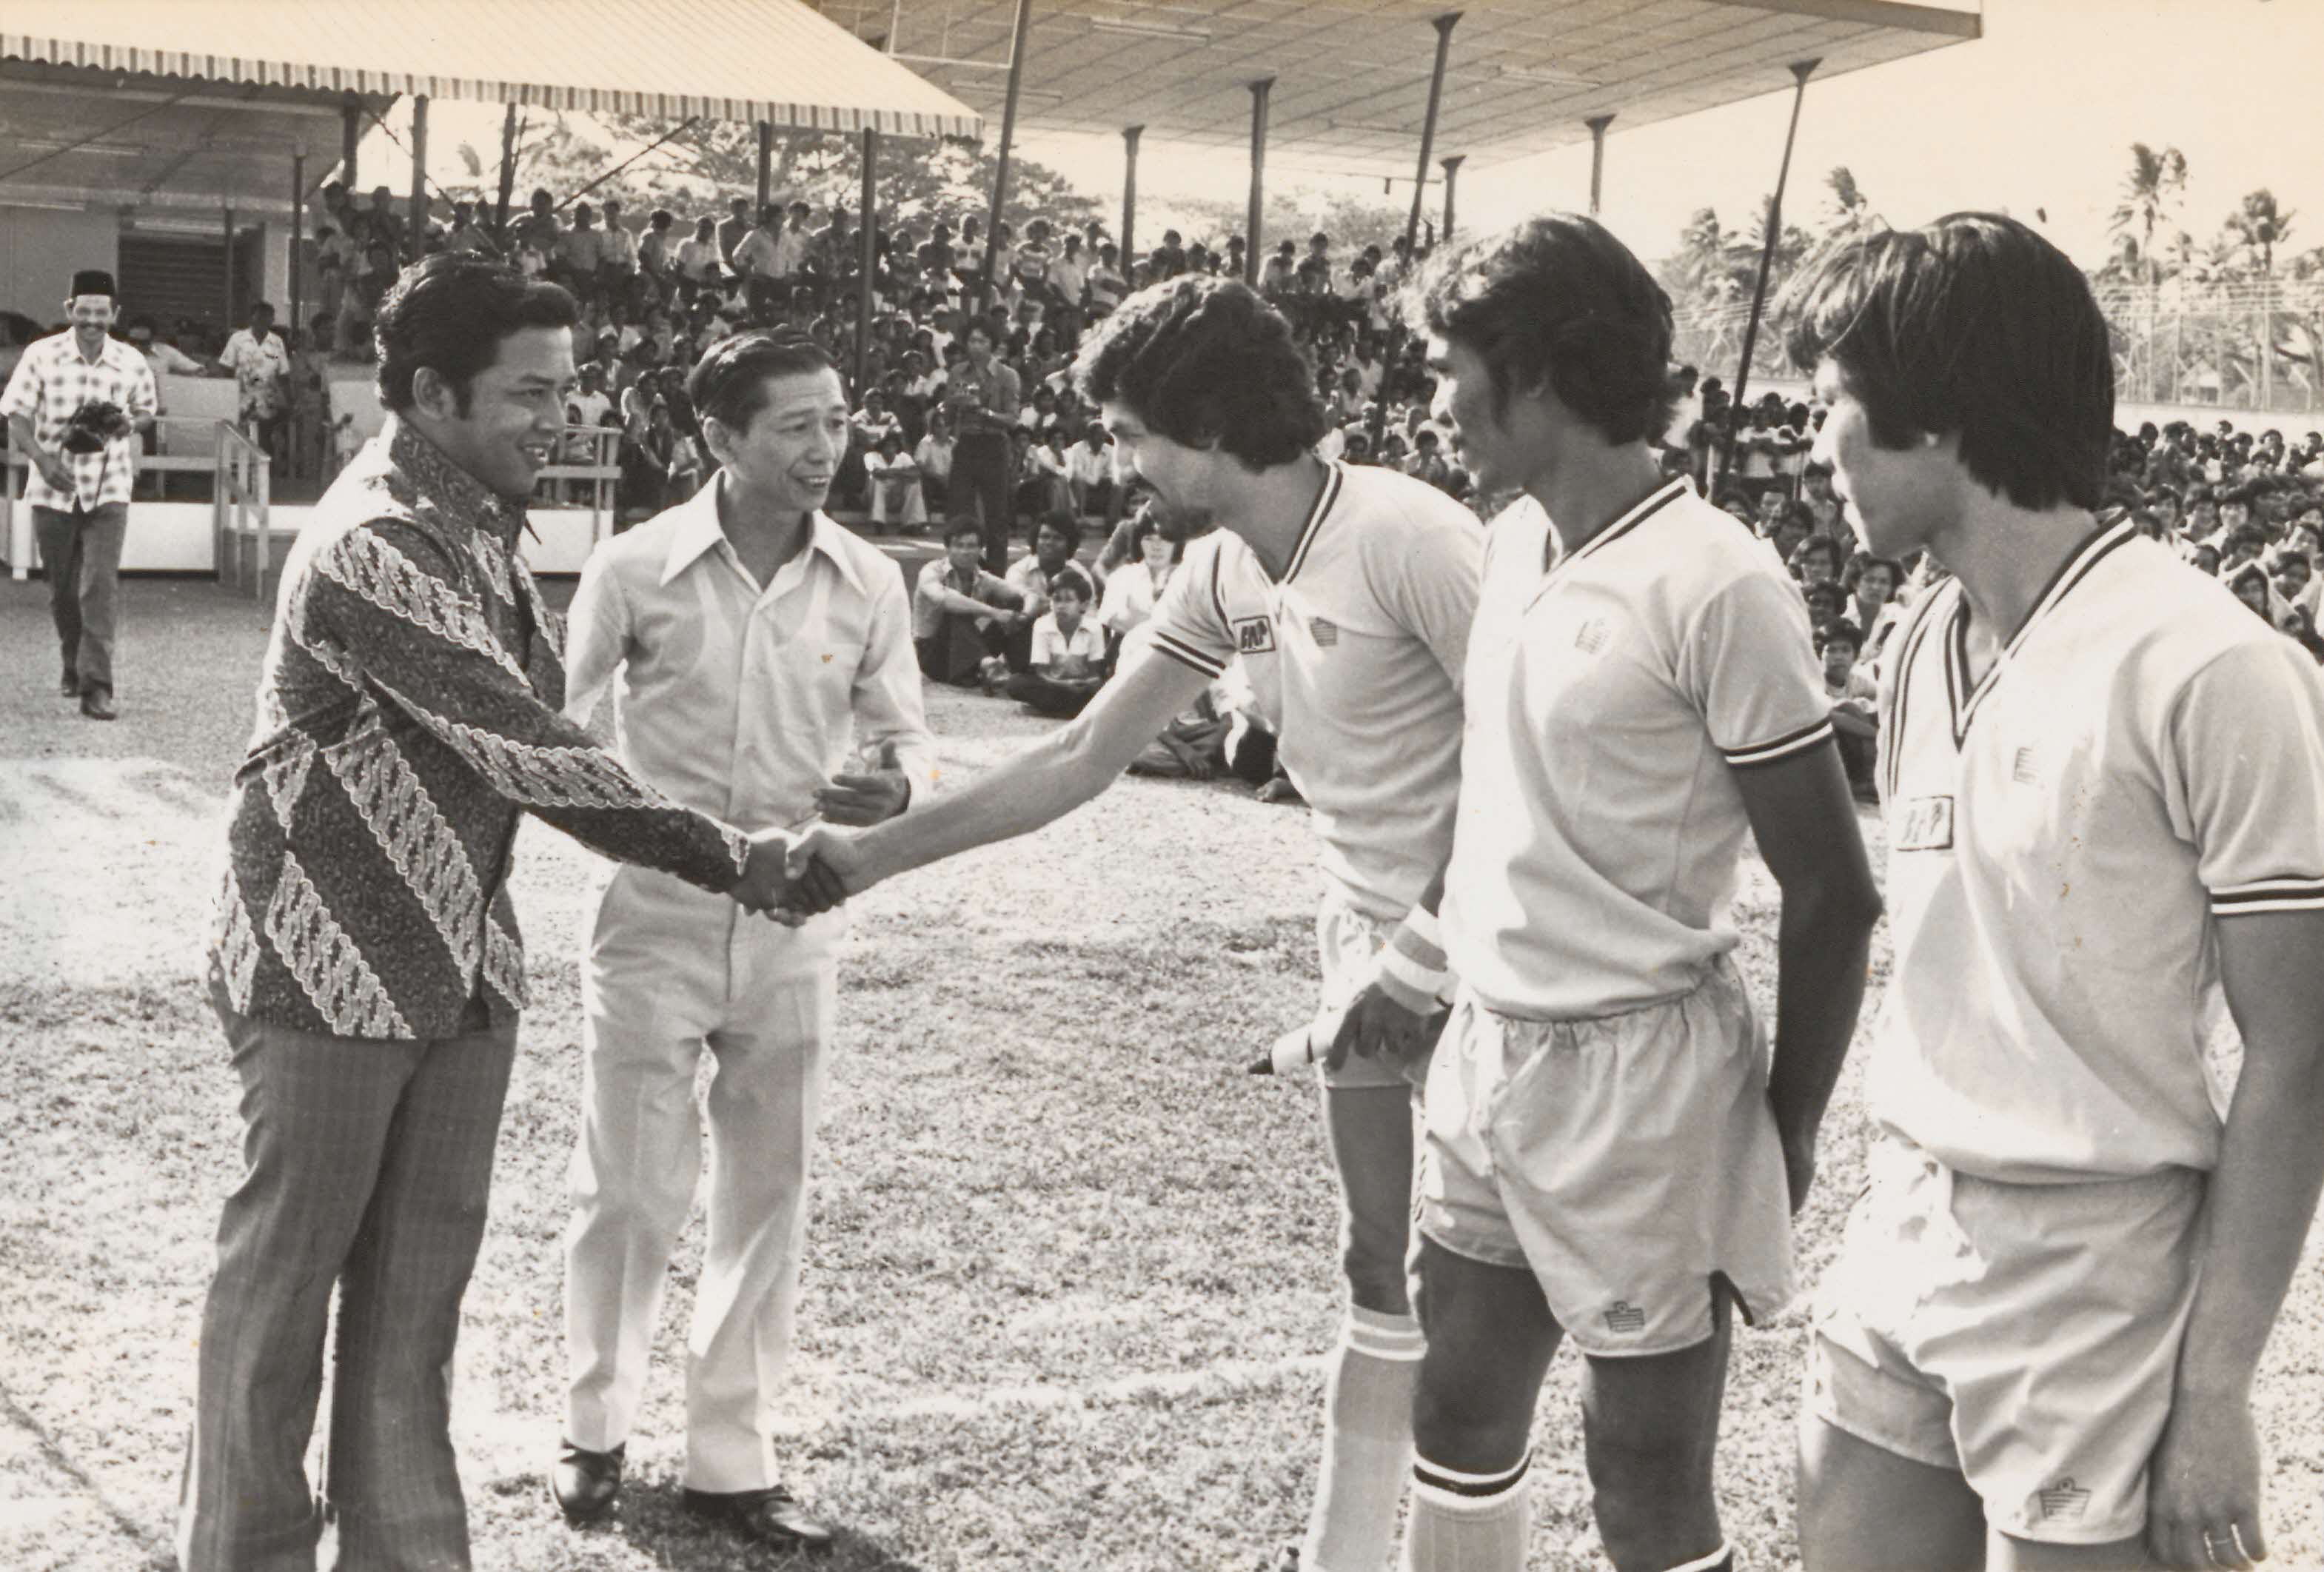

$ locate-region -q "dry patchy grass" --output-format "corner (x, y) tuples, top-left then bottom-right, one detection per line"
(1, 576), (2320, 1570)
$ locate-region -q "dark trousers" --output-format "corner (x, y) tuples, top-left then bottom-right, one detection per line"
(33, 501), (128, 696)
(916, 615), (1009, 687)
(178, 991), (518, 1572)
(948, 433), (1016, 574)
(1005, 671), (1100, 718)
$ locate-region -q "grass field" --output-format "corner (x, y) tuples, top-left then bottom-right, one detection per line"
(3, 575), (2323, 1571)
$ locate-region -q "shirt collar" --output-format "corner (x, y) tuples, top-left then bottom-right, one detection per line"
(660, 470), (865, 595)
(384, 415), (526, 541)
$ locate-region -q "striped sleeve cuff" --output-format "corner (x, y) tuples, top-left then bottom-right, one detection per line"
(1721, 717), (1835, 769)
(1149, 629), (1227, 679)
(2211, 876), (2324, 916)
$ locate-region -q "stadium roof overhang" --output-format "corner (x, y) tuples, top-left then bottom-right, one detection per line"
(812, 0), (1981, 181)
(0, 0), (984, 216)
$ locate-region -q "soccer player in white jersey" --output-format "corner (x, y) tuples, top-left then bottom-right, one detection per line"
(1401, 215), (1883, 1572)
(786, 275), (1483, 1572)
(1789, 215), (2324, 1572)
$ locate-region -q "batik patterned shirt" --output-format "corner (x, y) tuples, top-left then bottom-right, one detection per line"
(207, 417), (751, 1041)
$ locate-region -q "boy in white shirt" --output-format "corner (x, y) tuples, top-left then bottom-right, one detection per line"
(1003, 572), (1108, 717)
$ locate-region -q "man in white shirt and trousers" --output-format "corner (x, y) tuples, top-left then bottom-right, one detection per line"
(552, 329), (937, 1556)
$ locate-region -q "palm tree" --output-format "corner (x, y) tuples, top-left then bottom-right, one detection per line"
(2226, 190), (2298, 407)
(1821, 166), (1883, 240)
(2109, 143), (2187, 289)
(2226, 188), (2297, 278)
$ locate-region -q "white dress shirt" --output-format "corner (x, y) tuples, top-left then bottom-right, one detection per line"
(563, 473), (938, 838)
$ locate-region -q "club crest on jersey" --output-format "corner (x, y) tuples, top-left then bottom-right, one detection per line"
(1310, 617), (1339, 647)
(2035, 1479), (2091, 1522)
(1893, 795), (1955, 852)
(1233, 615), (1276, 655)
(1603, 1300), (1645, 1334)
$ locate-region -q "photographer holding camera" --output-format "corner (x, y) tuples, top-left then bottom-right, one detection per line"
(1, 268), (157, 721)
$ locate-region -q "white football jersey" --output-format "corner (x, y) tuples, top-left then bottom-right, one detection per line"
(1871, 520), (2324, 1183)
(1136, 460), (1481, 919)
(1440, 478), (1833, 1019)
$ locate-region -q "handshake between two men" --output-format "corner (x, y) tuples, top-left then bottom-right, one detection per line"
(726, 741), (900, 921)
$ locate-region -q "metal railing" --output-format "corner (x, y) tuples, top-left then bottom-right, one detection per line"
(4, 415), (247, 582)
(213, 422), (274, 603)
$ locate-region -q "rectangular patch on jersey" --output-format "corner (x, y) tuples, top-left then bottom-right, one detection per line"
(1310, 617), (1339, 647)
(1893, 795), (1955, 852)
(1233, 615), (1276, 655)
(1575, 618), (1609, 655)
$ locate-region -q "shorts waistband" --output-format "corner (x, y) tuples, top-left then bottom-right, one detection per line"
(1457, 954), (1741, 1034)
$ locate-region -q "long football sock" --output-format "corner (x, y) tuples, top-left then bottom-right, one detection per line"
(1300, 1306), (1424, 1571)
(1399, 1451), (1530, 1572)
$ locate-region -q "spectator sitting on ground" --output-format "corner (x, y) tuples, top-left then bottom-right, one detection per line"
(1792, 531), (1843, 588)
(1097, 515), (1181, 646)
(1802, 579), (1848, 640)
(1819, 617), (1879, 802)
(914, 518), (1028, 688)
(1065, 422), (1113, 519)
(1004, 512), (1096, 663)
(1004, 572), (1108, 718)
(863, 429), (926, 531)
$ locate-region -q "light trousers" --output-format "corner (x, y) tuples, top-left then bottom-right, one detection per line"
(564, 866), (837, 1492)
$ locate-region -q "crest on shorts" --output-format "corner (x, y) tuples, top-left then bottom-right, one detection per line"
(1893, 795), (1955, 852)
(1233, 615), (1276, 655)
(2036, 1479), (2090, 1522)
(1602, 1300), (1645, 1334)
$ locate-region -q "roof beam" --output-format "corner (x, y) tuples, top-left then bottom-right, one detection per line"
(1694, 0), (1981, 39)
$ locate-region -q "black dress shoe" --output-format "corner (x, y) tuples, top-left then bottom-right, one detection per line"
(682, 1485), (836, 1555)
(59, 673), (78, 698)
(80, 690), (118, 722)
(551, 1439), (624, 1522)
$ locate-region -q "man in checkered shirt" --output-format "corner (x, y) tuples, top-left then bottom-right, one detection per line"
(1, 267), (158, 720)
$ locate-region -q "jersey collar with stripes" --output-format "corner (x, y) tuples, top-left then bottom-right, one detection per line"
(1271, 458), (1344, 586)
(1942, 516), (2138, 744)
(1538, 476), (1690, 585)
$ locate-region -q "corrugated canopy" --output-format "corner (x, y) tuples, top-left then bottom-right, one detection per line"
(817, 0), (1980, 181)
(0, 0), (984, 204)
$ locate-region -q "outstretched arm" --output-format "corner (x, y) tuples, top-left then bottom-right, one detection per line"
(789, 640), (1212, 900)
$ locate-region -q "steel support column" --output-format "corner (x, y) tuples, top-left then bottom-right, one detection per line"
(406, 95), (429, 265)
(1727, 60), (1819, 458)
(1370, 12), (1460, 458)
(974, 0), (1036, 315)
(1587, 114), (1615, 214)
(1441, 154), (1464, 238)
(854, 128), (879, 394)
(756, 121), (773, 215)
(223, 204), (236, 327)
(493, 101), (520, 242)
(341, 97), (360, 187)
(290, 150), (305, 347)
(1245, 78), (1274, 285)
(1120, 124), (1142, 264)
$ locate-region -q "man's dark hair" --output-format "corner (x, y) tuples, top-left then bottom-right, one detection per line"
(1823, 616), (1864, 655)
(688, 329), (837, 432)
(1074, 276), (1327, 469)
(1413, 214), (1675, 445)
(1037, 511), (1083, 549)
(945, 518), (985, 547)
(374, 254), (578, 415)
(1784, 213), (2112, 513)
